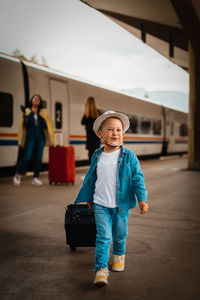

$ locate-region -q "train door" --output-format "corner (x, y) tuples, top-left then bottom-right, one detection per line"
(49, 79), (69, 145)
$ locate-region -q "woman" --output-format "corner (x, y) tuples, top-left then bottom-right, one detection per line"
(13, 94), (54, 186)
(81, 96), (101, 164)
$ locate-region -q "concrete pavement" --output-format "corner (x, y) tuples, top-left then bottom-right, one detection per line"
(0, 156), (200, 300)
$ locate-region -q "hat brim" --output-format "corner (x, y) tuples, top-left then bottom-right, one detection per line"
(93, 111), (130, 135)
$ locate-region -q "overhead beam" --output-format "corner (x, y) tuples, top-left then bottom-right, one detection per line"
(98, 9), (188, 51)
(170, 0), (200, 54)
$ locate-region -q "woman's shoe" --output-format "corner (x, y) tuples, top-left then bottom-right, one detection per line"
(32, 178), (42, 186)
(13, 174), (21, 186)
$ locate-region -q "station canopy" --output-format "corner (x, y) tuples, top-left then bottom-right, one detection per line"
(80, 0), (196, 72)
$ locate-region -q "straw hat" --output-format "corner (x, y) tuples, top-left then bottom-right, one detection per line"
(93, 110), (130, 135)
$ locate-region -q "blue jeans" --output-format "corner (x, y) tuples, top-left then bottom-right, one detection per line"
(17, 136), (45, 178)
(94, 203), (129, 272)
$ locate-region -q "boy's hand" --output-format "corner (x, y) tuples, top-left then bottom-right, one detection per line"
(87, 202), (94, 210)
(139, 201), (149, 214)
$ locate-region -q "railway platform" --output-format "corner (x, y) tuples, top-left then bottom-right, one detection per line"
(0, 155), (200, 300)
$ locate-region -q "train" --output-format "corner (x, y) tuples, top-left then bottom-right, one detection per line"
(0, 52), (188, 177)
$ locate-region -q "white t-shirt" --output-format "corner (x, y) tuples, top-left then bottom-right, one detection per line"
(34, 114), (38, 126)
(93, 148), (120, 208)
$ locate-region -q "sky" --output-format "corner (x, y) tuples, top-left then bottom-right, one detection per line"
(0, 0), (189, 111)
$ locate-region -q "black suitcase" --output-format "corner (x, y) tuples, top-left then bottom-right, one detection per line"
(64, 204), (96, 250)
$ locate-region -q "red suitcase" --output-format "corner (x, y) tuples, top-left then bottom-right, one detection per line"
(48, 145), (75, 185)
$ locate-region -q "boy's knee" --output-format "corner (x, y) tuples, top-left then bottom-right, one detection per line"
(113, 228), (127, 241)
(97, 231), (112, 243)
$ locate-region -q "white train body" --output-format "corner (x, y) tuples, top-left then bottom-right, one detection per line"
(0, 53), (188, 175)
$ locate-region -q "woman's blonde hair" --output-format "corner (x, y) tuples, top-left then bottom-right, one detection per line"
(84, 96), (99, 118)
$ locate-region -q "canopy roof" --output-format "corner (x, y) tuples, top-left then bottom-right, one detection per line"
(80, 0), (200, 72)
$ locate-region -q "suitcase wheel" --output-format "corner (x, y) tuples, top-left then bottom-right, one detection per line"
(70, 245), (76, 251)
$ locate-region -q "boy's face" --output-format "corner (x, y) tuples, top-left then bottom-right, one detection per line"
(98, 118), (124, 149)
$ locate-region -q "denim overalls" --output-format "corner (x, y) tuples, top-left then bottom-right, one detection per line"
(16, 112), (46, 178)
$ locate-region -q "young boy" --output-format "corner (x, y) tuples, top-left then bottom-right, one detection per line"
(74, 111), (149, 287)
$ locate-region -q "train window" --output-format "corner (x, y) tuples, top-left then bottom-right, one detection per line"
(179, 123), (188, 136)
(0, 92), (13, 127)
(55, 102), (62, 129)
(153, 119), (161, 135)
(171, 122), (174, 136)
(126, 115), (138, 134)
(141, 117), (151, 134)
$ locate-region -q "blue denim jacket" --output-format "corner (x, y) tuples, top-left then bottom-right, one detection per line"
(74, 145), (148, 210)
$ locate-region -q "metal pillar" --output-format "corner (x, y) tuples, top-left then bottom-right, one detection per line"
(170, 0), (200, 170)
(188, 43), (200, 170)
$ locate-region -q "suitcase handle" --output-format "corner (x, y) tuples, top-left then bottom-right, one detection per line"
(55, 132), (63, 147)
(73, 211), (94, 217)
(66, 205), (94, 214)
